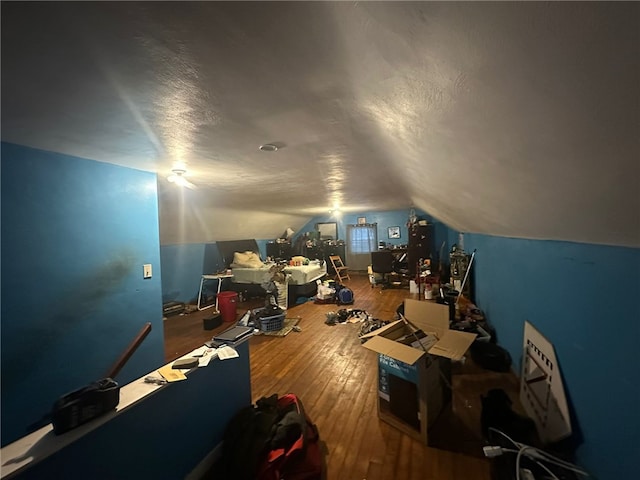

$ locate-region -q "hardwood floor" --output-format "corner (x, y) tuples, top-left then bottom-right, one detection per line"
(164, 275), (521, 479)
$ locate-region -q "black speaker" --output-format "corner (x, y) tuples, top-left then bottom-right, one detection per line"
(203, 312), (222, 330)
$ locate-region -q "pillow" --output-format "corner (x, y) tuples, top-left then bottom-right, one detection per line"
(231, 251), (265, 269)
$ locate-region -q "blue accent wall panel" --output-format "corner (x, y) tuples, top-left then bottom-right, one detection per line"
(296, 209), (453, 265)
(1, 143), (165, 446)
(159, 243), (206, 303)
(256, 239), (270, 260)
(462, 232), (640, 480)
(160, 240), (269, 304)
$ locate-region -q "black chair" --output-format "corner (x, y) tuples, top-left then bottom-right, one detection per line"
(371, 251), (395, 289)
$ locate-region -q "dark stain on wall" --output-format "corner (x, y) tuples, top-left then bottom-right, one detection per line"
(2, 250), (137, 394)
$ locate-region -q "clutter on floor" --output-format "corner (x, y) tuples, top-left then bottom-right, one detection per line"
(215, 393), (324, 480)
(313, 279), (354, 305)
(485, 425), (586, 480)
(232, 303), (302, 337)
(323, 308), (381, 328)
(255, 317), (301, 337)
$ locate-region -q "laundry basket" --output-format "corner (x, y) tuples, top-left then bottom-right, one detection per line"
(252, 308), (285, 332)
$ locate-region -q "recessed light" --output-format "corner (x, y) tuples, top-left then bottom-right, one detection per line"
(259, 143), (278, 152)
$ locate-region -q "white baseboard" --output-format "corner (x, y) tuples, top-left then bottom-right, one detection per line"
(185, 442), (223, 480)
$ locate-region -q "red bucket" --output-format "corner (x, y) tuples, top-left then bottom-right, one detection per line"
(217, 291), (238, 322)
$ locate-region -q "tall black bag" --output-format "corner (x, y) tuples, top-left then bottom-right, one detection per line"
(218, 395), (280, 480)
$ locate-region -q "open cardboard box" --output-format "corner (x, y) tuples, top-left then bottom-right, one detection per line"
(361, 299), (477, 363)
(361, 299), (477, 444)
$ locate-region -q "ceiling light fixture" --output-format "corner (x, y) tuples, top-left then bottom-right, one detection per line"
(167, 168), (196, 189)
(259, 143), (279, 152)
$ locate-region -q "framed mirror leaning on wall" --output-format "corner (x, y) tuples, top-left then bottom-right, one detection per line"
(316, 222), (338, 240)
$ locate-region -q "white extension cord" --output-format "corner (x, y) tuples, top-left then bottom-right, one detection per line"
(484, 428), (591, 480)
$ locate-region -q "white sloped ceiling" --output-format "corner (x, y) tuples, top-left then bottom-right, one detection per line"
(2, 2), (638, 246)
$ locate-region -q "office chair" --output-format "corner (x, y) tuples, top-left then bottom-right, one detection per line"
(370, 251), (395, 289)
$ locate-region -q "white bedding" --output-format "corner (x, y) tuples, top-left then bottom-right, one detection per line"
(285, 262), (327, 284)
(231, 265), (271, 284)
(231, 261), (326, 285)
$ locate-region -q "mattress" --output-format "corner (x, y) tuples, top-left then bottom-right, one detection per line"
(231, 265), (271, 284)
(284, 262), (327, 284)
(231, 261), (326, 285)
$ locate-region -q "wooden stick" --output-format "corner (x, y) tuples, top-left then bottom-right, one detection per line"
(105, 322), (152, 379)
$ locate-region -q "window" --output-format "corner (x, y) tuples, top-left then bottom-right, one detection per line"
(348, 224), (377, 253)
(346, 224), (378, 270)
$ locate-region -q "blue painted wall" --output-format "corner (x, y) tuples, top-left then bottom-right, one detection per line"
(159, 239), (270, 304)
(160, 243), (206, 303)
(460, 232), (640, 480)
(256, 239), (269, 260)
(1, 143), (165, 446)
(296, 208), (453, 265)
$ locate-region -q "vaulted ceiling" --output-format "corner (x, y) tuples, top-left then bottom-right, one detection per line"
(2, 2), (638, 246)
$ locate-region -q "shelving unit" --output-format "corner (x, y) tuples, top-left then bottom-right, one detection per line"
(407, 224), (433, 277)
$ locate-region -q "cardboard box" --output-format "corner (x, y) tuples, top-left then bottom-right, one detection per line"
(361, 299), (477, 444)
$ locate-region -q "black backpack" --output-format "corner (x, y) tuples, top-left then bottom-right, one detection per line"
(219, 395), (280, 480)
(219, 394), (323, 480)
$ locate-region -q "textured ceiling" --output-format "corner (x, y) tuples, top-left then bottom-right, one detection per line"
(2, 2), (639, 246)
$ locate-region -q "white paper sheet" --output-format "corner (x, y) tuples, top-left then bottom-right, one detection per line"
(217, 346), (239, 360)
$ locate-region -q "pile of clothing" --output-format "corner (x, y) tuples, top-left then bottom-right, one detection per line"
(322, 308), (390, 342)
(324, 308), (367, 325)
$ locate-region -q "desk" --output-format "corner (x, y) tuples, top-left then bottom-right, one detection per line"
(197, 274), (234, 311)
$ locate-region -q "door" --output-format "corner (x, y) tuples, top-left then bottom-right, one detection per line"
(346, 224), (378, 271)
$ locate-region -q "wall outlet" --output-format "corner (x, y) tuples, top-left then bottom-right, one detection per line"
(143, 264), (152, 279)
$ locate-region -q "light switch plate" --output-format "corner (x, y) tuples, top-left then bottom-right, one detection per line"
(143, 264), (152, 279)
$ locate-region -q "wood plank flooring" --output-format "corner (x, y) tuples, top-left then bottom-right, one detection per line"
(164, 275), (520, 479)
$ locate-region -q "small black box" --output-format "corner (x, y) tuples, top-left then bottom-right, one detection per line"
(51, 378), (120, 435)
(203, 312), (222, 330)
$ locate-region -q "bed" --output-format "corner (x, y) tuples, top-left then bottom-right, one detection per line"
(216, 240), (327, 305)
(231, 262), (326, 285)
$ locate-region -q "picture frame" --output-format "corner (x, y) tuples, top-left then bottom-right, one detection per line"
(388, 226), (401, 239)
(357, 217), (366, 225)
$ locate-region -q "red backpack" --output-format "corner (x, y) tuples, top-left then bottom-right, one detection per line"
(257, 393), (324, 480)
